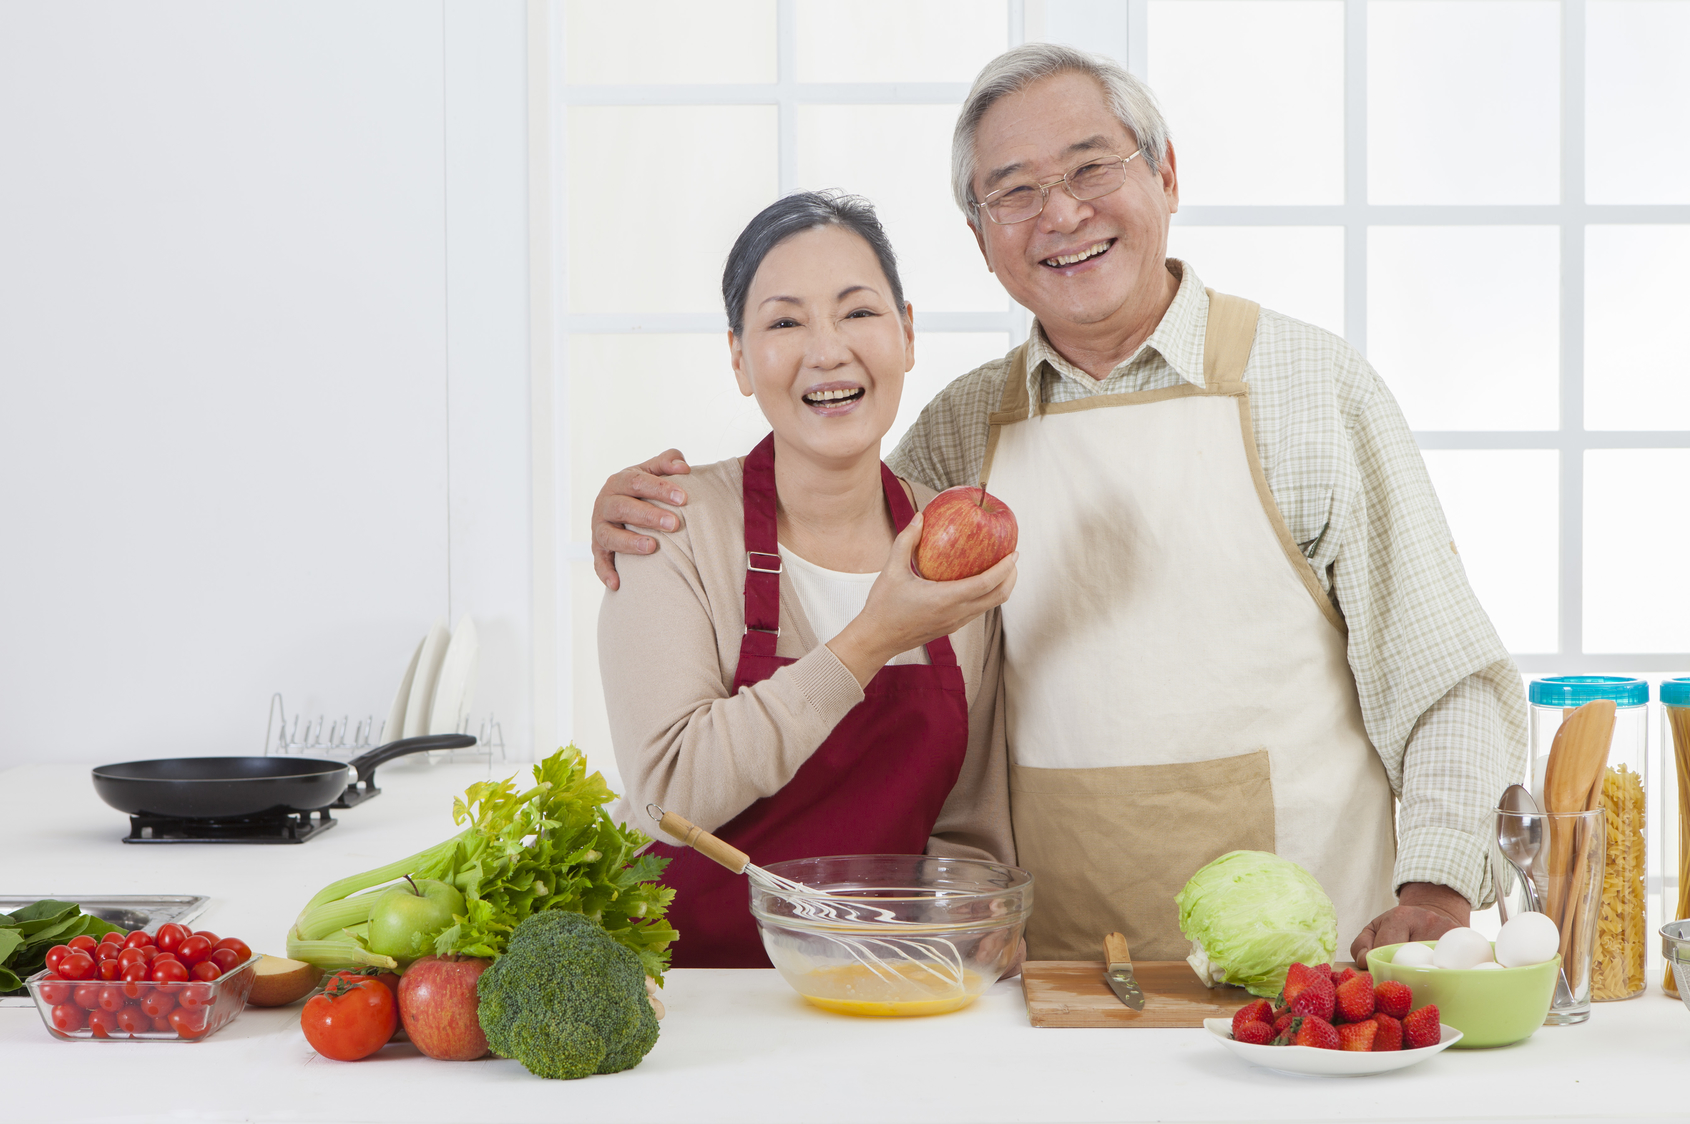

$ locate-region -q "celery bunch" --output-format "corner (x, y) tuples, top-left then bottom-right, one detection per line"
(286, 746), (677, 981)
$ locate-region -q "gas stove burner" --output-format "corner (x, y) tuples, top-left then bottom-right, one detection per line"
(123, 808), (338, 844)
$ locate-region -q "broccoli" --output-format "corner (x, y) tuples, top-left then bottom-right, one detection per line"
(477, 909), (660, 1080)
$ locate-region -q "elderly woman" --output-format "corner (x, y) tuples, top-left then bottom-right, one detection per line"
(598, 192), (1017, 968)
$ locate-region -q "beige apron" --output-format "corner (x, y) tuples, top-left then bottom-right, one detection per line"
(984, 290), (1397, 962)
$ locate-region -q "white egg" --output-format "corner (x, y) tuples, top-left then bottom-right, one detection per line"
(1432, 927), (1495, 969)
(1494, 911), (1560, 968)
(1392, 941), (1435, 967)
(1469, 961), (1503, 970)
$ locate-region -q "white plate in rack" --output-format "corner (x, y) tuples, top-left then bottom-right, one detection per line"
(383, 635), (425, 743)
(428, 614), (479, 735)
(402, 618), (451, 740)
(1202, 1018), (1462, 1076)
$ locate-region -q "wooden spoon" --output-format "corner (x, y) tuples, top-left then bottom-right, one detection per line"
(1541, 700), (1615, 979)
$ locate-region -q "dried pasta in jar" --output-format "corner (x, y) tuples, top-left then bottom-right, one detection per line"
(1590, 764), (1646, 1000)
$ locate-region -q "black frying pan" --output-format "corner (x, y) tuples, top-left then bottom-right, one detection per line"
(91, 734), (476, 820)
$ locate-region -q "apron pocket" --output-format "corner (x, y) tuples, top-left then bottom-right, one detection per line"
(1010, 750), (1275, 962)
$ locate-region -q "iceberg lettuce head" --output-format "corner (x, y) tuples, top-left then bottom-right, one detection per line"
(1175, 849), (1337, 998)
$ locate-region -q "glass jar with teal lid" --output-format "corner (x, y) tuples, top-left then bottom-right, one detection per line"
(1527, 675), (1648, 1001)
(1661, 677), (1690, 998)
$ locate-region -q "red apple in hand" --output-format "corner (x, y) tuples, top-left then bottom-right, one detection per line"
(397, 955), (492, 1060)
(914, 486), (1018, 581)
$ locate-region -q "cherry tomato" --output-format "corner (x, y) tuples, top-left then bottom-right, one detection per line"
(88, 1008), (123, 1039)
(116, 1006), (152, 1035)
(168, 1006), (209, 1040)
(151, 1014), (174, 1032)
(151, 959), (189, 985)
(121, 971), (152, 999)
(58, 951), (95, 981)
(300, 976), (395, 1061)
(99, 931), (125, 947)
(96, 959), (122, 981)
(118, 947), (148, 970)
(95, 943), (123, 964)
(191, 930), (219, 946)
(97, 984), (127, 1012)
(51, 1003), (87, 1033)
(67, 935), (98, 953)
(190, 961), (223, 982)
(141, 989), (176, 1019)
(154, 924), (188, 954)
(178, 982), (215, 1009)
(123, 931), (153, 950)
(212, 937), (252, 963)
(209, 948), (242, 973)
(73, 983), (104, 1011)
(44, 945), (71, 973)
(151, 951), (181, 966)
(37, 974), (71, 1005)
(176, 935), (212, 967)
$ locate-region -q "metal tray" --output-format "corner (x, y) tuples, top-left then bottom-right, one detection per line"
(1, 895), (209, 1007)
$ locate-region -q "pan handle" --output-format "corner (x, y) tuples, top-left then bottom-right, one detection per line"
(347, 734), (477, 784)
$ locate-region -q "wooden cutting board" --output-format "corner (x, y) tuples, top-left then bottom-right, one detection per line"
(1021, 960), (1258, 1027)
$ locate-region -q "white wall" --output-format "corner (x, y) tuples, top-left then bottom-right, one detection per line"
(0, 0), (531, 768)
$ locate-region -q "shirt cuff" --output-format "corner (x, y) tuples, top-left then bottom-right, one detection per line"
(1393, 823), (1492, 910)
(783, 643), (866, 724)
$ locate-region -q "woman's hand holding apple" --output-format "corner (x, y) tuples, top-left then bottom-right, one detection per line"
(826, 513), (1018, 688)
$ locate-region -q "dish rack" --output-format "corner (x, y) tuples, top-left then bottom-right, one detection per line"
(263, 693), (505, 763)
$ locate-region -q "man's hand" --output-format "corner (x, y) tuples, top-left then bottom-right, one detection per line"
(592, 450), (693, 590)
(1350, 882), (1471, 965)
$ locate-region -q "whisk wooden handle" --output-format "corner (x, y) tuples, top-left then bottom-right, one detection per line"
(657, 810), (750, 874)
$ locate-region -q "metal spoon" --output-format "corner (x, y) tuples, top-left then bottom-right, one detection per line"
(1497, 784), (1545, 914)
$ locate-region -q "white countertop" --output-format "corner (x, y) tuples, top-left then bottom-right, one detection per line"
(6, 758), (1688, 1124)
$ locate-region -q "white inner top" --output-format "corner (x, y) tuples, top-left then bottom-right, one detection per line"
(778, 546), (928, 666)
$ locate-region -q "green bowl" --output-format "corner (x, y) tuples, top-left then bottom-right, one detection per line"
(1366, 942), (1559, 1048)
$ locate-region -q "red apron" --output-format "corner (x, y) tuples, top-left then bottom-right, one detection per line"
(652, 433), (972, 967)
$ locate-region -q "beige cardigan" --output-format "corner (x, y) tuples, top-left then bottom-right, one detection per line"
(598, 457), (1014, 866)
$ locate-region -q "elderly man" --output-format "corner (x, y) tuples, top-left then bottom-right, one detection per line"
(593, 43), (1526, 966)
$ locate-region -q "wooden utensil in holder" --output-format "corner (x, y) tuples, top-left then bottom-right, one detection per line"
(1542, 700), (1615, 981)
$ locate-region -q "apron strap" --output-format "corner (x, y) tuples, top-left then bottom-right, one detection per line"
(1201, 289), (1261, 390)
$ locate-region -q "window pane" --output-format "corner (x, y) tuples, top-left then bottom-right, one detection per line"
(1367, 226), (1559, 429)
(567, 335), (770, 539)
(1368, 1), (1560, 204)
(894, 332), (1011, 453)
(1584, 450), (1690, 653)
(573, 559), (619, 792)
(1167, 226), (1345, 337)
(1421, 451), (1559, 654)
(797, 105), (1005, 313)
(565, 0), (776, 84)
(1148, 1), (1344, 205)
(1586, 225), (1690, 430)
(795, 1), (1006, 83)
(1587, 1), (1690, 204)
(567, 106), (777, 313)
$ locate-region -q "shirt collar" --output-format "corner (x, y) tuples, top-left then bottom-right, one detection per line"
(1022, 258), (1209, 405)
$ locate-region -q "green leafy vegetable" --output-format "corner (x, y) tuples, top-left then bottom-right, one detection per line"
(287, 746), (676, 981)
(1175, 850), (1338, 998)
(1, 901), (124, 993)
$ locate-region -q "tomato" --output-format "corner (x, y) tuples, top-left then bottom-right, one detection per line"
(151, 959), (189, 985)
(154, 923), (188, 954)
(67, 934), (98, 953)
(51, 1003), (87, 1033)
(151, 951), (181, 966)
(88, 1008), (123, 1039)
(121, 970), (151, 998)
(212, 937), (252, 963)
(123, 931), (153, 950)
(44, 945), (71, 973)
(116, 1006), (152, 1035)
(97, 984), (127, 1012)
(96, 959), (122, 981)
(191, 930), (219, 946)
(209, 948), (242, 973)
(168, 1005), (209, 1040)
(300, 976), (396, 1061)
(118, 947), (148, 970)
(58, 950), (95, 981)
(95, 942), (123, 963)
(73, 983), (104, 1011)
(176, 935), (212, 967)
(150, 1014), (174, 1033)
(190, 961), (223, 982)
(37, 974), (71, 1005)
(141, 989), (176, 1019)
(98, 931), (124, 947)
(178, 982), (215, 1009)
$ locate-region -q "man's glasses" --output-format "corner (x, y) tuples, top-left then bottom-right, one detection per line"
(975, 150), (1143, 225)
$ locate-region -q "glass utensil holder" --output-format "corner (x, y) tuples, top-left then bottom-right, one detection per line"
(1663, 686), (1690, 998)
(1494, 807), (1606, 1025)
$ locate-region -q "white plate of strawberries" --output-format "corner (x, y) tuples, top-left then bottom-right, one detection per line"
(1204, 962), (1462, 1077)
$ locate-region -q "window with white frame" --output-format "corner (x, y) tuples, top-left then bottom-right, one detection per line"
(558, 0), (1690, 769)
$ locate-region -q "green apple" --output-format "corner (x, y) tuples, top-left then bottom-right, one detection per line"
(366, 876), (465, 964)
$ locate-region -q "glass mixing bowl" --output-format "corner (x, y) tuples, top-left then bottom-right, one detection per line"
(749, 854), (1032, 1018)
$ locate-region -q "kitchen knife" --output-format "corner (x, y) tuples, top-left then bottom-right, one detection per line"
(1103, 931), (1145, 1010)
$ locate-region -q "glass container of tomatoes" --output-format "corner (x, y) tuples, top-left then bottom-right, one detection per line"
(25, 926), (258, 1042)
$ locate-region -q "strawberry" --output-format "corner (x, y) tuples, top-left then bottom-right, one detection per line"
(1234, 1020), (1274, 1045)
(1291, 1014), (1340, 1050)
(1272, 1011), (1296, 1039)
(1374, 979), (1413, 1019)
(1288, 975), (1335, 1022)
(1334, 966), (1359, 987)
(1335, 972), (1376, 1023)
(1231, 998), (1275, 1039)
(1279, 962), (1320, 1005)
(1371, 1012), (1403, 1051)
(1337, 1020), (1377, 1051)
(1403, 1004), (1441, 1050)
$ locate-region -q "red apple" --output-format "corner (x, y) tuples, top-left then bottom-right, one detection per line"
(914, 486), (1018, 581)
(396, 955), (492, 1061)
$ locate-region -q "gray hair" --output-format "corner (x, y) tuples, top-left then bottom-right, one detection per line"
(951, 42), (1170, 216)
(722, 190), (906, 336)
